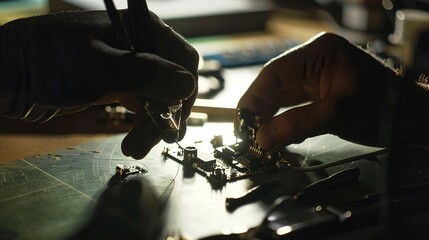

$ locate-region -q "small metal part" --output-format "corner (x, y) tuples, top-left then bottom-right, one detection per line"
(145, 100), (182, 144)
(211, 166), (227, 182)
(235, 108), (258, 142)
(276, 159), (291, 169)
(234, 108), (281, 166)
(114, 164), (147, 179)
(162, 147), (170, 154)
(115, 164), (125, 176)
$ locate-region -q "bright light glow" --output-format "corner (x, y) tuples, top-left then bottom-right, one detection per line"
(382, 0), (393, 10)
(232, 226), (248, 234)
(397, 11), (405, 20)
(276, 225), (292, 236)
(344, 211), (352, 218)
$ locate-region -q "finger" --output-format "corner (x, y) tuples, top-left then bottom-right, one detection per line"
(121, 117), (161, 159)
(237, 32), (349, 118)
(90, 39), (196, 101)
(237, 43), (313, 118)
(236, 47), (309, 131)
(256, 98), (336, 150)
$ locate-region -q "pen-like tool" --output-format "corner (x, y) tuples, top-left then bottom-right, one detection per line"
(103, 0), (182, 143)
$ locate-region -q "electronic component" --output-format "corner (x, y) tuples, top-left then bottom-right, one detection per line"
(109, 163), (149, 186)
(115, 164), (148, 178)
(145, 100), (182, 143)
(162, 108), (387, 187)
(163, 108), (285, 186)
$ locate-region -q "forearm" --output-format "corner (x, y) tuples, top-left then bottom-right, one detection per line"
(0, 22), (27, 119)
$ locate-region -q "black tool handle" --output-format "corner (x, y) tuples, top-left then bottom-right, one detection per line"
(294, 167), (360, 201)
(225, 180), (280, 212)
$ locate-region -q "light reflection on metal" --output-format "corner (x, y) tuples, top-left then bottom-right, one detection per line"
(276, 225), (292, 236)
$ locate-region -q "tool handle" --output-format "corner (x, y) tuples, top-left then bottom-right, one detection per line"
(225, 180), (279, 212)
(295, 167), (360, 201)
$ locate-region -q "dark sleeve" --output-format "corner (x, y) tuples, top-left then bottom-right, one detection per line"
(390, 71), (429, 160)
(387, 71), (429, 232)
(0, 21), (28, 119)
(384, 69), (429, 198)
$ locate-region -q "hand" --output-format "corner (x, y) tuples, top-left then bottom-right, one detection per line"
(237, 32), (399, 150)
(0, 10), (199, 159)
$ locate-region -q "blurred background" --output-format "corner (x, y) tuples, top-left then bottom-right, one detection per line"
(1, 0), (429, 67)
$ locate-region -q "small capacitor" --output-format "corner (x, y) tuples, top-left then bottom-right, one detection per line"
(183, 146), (198, 164)
(211, 166), (227, 182)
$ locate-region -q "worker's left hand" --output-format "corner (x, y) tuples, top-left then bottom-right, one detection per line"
(0, 10), (199, 159)
(237, 32), (400, 150)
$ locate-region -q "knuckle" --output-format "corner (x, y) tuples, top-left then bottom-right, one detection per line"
(314, 32), (348, 46)
(308, 32), (351, 56)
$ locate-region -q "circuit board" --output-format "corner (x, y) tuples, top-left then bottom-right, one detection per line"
(163, 108), (284, 186)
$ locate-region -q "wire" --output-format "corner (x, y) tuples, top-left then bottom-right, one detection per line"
(158, 160), (180, 205)
(175, 141), (184, 150)
(282, 148), (389, 172)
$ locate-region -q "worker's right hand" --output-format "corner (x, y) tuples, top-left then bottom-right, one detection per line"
(237, 32), (400, 150)
(0, 10), (199, 159)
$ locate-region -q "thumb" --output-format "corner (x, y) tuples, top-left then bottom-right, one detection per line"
(256, 99), (336, 150)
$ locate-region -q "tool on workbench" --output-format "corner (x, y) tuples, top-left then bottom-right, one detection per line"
(225, 167), (360, 212)
(293, 167), (360, 202)
(226, 180), (281, 212)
